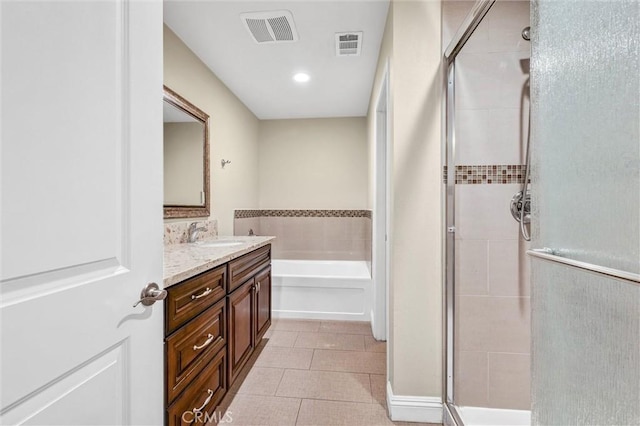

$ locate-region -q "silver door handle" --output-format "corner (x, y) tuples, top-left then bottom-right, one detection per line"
(256, 281), (260, 293)
(192, 389), (214, 413)
(193, 334), (215, 351)
(191, 287), (212, 300)
(133, 282), (167, 307)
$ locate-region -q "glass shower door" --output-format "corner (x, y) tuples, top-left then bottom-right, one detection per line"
(530, 1), (639, 424)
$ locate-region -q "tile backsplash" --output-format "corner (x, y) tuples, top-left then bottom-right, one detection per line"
(234, 210), (372, 261)
(164, 219), (218, 245)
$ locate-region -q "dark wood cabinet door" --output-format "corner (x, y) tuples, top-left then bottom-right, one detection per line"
(227, 279), (254, 385)
(255, 266), (271, 341)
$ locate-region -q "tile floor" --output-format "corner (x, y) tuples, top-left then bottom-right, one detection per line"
(216, 319), (441, 426)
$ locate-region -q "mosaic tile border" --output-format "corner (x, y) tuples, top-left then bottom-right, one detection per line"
(443, 165), (529, 184)
(235, 209), (372, 219)
(235, 209), (262, 219)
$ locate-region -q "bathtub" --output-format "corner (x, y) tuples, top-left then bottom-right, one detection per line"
(271, 260), (372, 321)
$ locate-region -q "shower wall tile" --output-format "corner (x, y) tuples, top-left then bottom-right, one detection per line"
(490, 107), (528, 163)
(301, 217), (324, 241)
(445, 1), (529, 56)
(234, 211), (371, 261)
(233, 217), (261, 237)
(485, 1), (531, 54)
(456, 50), (530, 110)
(441, 1), (475, 51)
(281, 217), (304, 244)
(488, 239), (531, 297)
(488, 353), (530, 410)
(456, 295), (531, 354)
(454, 350), (489, 407)
(454, 108), (491, 163)
(455, 240), (489, 295)
(455, 184), (520, 239)
(324, 217), (349, 241)
(443, 1), (529, 55)
(364, 218), (372, 267)
(457, 12), (490, 54)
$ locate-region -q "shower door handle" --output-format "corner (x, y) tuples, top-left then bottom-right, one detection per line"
(528, 249), (640, 286)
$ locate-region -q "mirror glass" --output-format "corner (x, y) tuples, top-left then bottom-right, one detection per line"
(163, 86), (210, 218)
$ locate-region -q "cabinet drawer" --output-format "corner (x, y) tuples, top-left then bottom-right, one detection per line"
(166, 299), (226, 404)
(166, 264), (226, 334)
(167, 349), (227, 426)
(228, 245), (270, 293)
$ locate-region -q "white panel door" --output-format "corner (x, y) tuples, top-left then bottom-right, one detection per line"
(1, 1), (164, 425)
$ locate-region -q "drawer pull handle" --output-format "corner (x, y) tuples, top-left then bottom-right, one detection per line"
(191, 287), (212, 300)
(193, 389), (214, 413)
(193, 334), (215, 351)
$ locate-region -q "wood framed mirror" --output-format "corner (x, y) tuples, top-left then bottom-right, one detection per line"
(163, 85), (210, 219)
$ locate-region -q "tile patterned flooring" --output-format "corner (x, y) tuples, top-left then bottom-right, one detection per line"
(216, 319), (441, 426)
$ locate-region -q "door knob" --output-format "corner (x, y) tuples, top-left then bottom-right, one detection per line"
(133, 282), (167, 307)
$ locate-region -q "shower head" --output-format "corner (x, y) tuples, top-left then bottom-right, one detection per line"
(522, 26), (531, 41)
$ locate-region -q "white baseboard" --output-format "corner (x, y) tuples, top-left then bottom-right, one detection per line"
(386, 381), (443, 423)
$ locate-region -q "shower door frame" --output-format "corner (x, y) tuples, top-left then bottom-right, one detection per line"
(442, 1), (496, 424)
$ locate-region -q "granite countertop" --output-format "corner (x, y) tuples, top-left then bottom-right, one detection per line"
(164, 236), (275, 287)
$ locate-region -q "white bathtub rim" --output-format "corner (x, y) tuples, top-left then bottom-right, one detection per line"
(271, 259), (371, 279)
(274, 282), (369, 290)
(274, 275), (370, 282)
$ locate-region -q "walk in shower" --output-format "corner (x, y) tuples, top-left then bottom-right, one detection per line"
(443, 1), (532, 424)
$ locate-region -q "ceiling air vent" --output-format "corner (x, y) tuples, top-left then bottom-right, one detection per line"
(241, 10), (299, 44)
(335, 32), (363, 56)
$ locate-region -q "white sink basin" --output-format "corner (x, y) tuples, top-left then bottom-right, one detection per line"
(192, 240), (244, 248)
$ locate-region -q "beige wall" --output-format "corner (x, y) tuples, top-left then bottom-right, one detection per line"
(367, 0), (443, 398)
(258, 118), (367, 209)
(164, 122), (204, 205)
(164, 25), (259, 234)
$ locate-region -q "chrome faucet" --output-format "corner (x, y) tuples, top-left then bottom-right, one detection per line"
(187, 222), (207, 243)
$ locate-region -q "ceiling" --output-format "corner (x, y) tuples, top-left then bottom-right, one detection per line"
(163, 1), (390, 120)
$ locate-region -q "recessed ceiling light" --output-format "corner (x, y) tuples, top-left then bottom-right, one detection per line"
(293, 72), (310, 83)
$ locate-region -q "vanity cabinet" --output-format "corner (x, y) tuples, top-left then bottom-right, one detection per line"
(226, 246), (272, 386)
(164, 244), (271, 425)
(165, 264), (227, 426)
